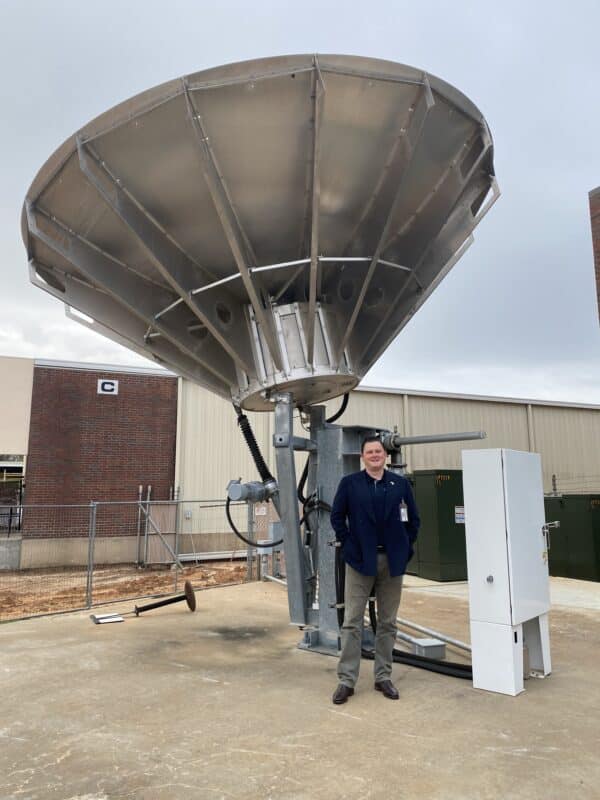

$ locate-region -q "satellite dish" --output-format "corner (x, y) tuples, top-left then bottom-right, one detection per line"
(22, 54), (498, 410)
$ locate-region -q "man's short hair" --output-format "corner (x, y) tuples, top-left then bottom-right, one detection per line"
(361, 435), (384, 453)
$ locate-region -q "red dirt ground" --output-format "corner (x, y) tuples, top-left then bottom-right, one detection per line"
(0, 562), (247, 622)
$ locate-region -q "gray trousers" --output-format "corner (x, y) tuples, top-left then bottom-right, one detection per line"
(337, 554), (403, 687)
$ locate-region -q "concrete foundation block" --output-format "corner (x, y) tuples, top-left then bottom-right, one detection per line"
(0, 536), (22, 570)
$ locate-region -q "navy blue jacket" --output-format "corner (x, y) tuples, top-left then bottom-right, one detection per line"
(330, 470), (420, 577)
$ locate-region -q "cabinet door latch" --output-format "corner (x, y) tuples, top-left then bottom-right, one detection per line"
(542, 520), (560, 550)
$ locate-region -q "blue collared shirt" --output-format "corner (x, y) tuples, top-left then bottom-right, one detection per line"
(364, 470), (387, 549)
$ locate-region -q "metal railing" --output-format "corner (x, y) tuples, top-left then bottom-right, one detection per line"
(0, 505), (22, 534)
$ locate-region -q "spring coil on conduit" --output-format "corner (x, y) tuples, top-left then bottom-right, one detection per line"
(236, 409), (275, 483)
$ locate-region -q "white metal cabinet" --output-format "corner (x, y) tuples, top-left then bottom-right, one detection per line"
(462, 448), (551, 696)
(503, 450), (550, 623)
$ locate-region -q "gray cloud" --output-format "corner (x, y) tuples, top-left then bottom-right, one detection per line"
(1, 0), (599, 403)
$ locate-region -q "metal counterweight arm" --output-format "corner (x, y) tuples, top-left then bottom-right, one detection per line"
(382, 431), (486, 449)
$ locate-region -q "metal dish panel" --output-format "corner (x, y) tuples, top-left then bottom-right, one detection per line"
(33, 150), (169, 288)
(317, 73), (419, 255)
(88, 93), (236, 278)
(191, 70), (313, 267)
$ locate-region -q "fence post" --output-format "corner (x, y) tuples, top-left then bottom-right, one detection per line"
(173, 500), (180, 592)
(86, 501), (97, 608)
(135, 484), (143, 565)
(143, 485), (151, 566)
(246, 501), (255, 582)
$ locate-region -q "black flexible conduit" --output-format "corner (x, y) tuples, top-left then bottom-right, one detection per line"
(229, 396), (339, 549)
(226, 406), (282, 549)
(327, 392), (350, 423)
(296, 393), (347, 545)
(225, 495), (283, 548)
(361, 647), (473, 679)
(298, 393), (349, 504)
(297, 462), (309, 505)
(236, 409), (275, 483)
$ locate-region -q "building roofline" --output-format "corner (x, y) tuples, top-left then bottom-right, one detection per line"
(22, 358), (600, 410)
(33, 358), (176, 378)
(590, 185), (600, 200)
(356, 383), (600, 411)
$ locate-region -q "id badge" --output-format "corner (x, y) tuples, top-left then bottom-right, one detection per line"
(400, 501), (409, 523)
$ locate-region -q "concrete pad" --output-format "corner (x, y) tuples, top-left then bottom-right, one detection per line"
(1, 579), (599, 799)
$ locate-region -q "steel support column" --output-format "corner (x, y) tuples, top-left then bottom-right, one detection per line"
(272, 393), (308, 625)
(299, 410), (378, 654)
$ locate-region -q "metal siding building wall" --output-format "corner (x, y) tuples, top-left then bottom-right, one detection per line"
(407, 395), (530, 472)
(176, 379), (273, 501)
(531, 404), (600, 494)
(176, 382), (600, 497)
(321, 392), (406, 431)
(0, 356), (34, 456)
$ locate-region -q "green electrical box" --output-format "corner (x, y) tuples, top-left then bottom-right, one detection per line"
(544, 495), (600, 582)
(410, 469), (467, 581)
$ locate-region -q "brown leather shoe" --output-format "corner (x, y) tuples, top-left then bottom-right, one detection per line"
(332, 684), (355, 705)
(374, 680), (399, 700)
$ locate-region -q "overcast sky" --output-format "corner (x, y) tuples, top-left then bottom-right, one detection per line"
(1, 0), (599, 403)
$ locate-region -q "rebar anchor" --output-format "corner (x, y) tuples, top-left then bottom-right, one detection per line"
(134, 580), (196, 616)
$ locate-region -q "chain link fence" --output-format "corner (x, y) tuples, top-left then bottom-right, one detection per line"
(0, 498), (280, 622)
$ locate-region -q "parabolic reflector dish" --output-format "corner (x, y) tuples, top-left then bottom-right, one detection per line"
(22, 54), (498, 410)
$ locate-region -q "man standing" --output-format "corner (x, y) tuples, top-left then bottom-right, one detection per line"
(330, 435), (420, 704)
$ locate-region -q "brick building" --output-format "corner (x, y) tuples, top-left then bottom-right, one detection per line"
(590, 186), (600, 321)
(24, 361), (178, 506)
(0, 359), (179, 567)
